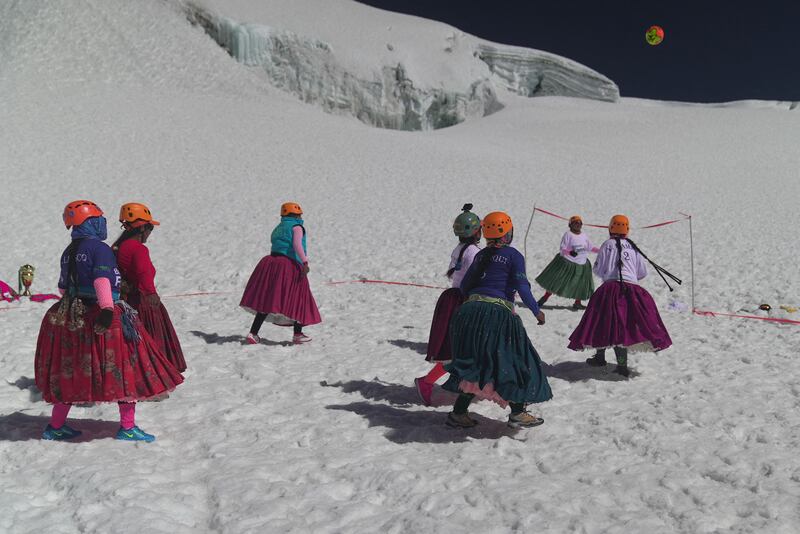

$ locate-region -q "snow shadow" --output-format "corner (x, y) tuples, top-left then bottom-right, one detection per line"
(321, 379), (457, 407)
(538, 304), (584, 311)
(189, 330), (293, 347)
(542, 360), (639, 382)
(386, 339), (427, 355)
(7, 376), (42, 403)
(326, 402), (519, 443)
(0, 412), (120, 442)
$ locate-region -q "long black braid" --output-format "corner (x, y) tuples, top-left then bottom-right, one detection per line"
(65, 238), (85, 299)
(112, 224), (153, 254)
(614, 236), (625, 286)
(446, 235), (480, 279)
(624, 237), (682, 291)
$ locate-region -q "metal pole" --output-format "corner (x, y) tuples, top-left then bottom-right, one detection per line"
(688, 215), (695, 311)
(524, 204), (536, 265)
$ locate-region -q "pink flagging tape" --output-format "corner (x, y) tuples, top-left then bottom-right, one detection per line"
(693, 309), (800, 325)
(534, 207), (689, 229)
(534, 207), (608, 228)
(326, 279), (448, 290)
(162, 291), (232, 299)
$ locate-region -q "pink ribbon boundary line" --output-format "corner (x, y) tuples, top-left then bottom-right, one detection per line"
(693, 308), (800, 325)
(534, 207), (689, 229)
(326, 279), (448, 290)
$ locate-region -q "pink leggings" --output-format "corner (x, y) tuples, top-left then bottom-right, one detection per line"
(51, 402), (136, 430)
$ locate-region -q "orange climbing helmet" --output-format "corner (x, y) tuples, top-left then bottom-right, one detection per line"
(482, 211), (513, 239)
(119, 202), (160, 228)
(63, 200), (103, 229)
(609, 214), (629, 236)
(281, 202), (303, 217)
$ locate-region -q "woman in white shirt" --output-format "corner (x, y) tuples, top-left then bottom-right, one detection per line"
(415, 204), (482, 405)
(535, 215), (598, 310)
(568, 215), (673, 377)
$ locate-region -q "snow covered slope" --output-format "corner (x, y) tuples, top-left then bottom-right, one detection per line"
(1, 1), (800, 533)
(184, 0), (618, 129)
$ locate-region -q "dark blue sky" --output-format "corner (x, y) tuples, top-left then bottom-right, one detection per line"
(357, 0), (799, 102)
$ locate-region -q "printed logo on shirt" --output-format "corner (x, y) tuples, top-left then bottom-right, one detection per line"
(61, 253), (89, 265)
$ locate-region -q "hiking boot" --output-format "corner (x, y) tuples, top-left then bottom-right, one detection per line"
(115, 426), (156, 442)
(614, 365), (630, 378)
(414, 377), (433, 406)
(446, 412), (478, 428)
(293, 333), (312, 344)
(42, 424), (82, 441)
(507, 411), (545, 428)
(245, 333), (260, 345)
(585, 353), (607, 366)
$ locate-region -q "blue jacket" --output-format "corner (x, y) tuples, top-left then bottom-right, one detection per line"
(270, 217), (307, 265)
(460, 246), (540, 315)
(58, 239), (121, 301)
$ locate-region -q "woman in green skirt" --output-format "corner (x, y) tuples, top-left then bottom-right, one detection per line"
(443, 211), (552, 429)
(536, 215), (598, 310)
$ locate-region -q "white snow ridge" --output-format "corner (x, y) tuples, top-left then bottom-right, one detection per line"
(184, 0), (618, 130)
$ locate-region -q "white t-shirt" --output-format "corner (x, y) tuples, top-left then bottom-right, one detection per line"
(560, 231), (595, 265)
(593, 238), (647, 283)
(449, 243), (480, 288)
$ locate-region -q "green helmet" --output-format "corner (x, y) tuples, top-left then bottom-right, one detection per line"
(453, 203), (481, 237)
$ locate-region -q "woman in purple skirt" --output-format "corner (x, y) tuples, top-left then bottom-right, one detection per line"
(567, 215), (672, 377)
(240, 202), (321, 345)
(414, 204), (481, 406)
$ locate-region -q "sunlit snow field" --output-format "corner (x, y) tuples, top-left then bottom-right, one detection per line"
(1, 1), (799, 533)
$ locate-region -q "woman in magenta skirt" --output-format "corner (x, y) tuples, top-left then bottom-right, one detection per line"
(35, 200), (183, 442)
(568, 215), (673, 377)
(113, 202), (186, 372)
(241, 202), (321, 345)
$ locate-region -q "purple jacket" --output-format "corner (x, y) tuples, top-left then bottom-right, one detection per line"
(460, 246), (541, 316)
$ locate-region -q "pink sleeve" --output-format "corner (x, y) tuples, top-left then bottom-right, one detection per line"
(93, 278), (114, 309)
(292, 226), (308, 263)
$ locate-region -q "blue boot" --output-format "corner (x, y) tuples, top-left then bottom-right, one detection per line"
(42, 424), (82, 441)
(115, 426), (156, 443)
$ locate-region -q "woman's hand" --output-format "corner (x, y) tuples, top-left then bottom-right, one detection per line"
(94, 308), (114, 334)
(144, 293), (161, 306)
(301, 262), (310, 276)
(536, 311), (545, 325)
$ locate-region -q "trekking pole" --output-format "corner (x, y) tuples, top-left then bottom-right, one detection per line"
(628, 240), (682, 291)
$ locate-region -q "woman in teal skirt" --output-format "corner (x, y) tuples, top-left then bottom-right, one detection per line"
(442, 211), (552, 429)
(536, 215), (598, 309)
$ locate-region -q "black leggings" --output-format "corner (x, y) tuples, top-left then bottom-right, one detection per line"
(596, 347), (628, 366)
(453, 392), (525, 415)
(250, 313), (303, 335)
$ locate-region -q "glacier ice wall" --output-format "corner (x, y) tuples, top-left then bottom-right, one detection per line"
(477, 43), (619, 102)
(185, 4), (619, 130)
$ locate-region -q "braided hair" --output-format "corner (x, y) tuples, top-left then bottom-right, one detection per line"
(112, 224), (153, 254)
(614, 236), (625, 285)
(446, 234), (480, 279)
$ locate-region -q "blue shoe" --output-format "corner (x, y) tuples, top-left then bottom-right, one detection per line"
(115, 426), (156, 442)
(42, 424), (82, 441)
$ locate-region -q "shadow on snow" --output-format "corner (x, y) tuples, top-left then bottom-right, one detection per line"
(0, 412), (121, 442)
(386, 339), (428, 355)
(325, 402), (520, 444)
(189, 330), (293, 347)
